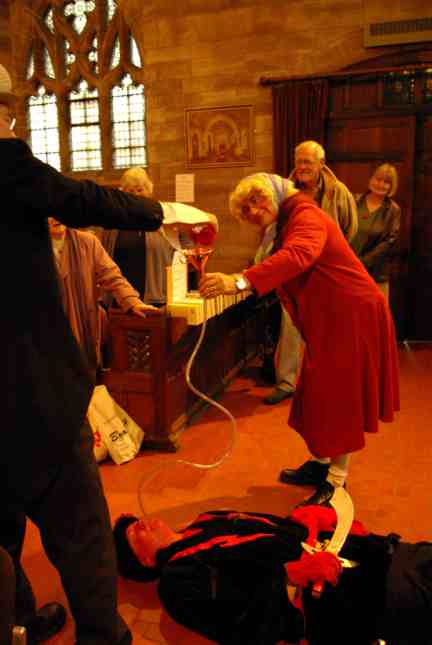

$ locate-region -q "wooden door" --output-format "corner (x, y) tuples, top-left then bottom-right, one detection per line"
(326, 115), (415, 339)
(408, 115), (432, 340)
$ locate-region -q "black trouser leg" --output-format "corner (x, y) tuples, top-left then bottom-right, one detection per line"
(0, 545), (16, 645)
(2, 422), (131, 645)
(0, 509), (36, 624)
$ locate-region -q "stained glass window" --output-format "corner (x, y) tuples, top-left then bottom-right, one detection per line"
(64, 0), (96, 35)
(44, 48), (55, 78)
(89, 37), (99, 74)
(69, 80), (102, 170)
(27, 90), (61, 170)
(26, 50), (35, 80)
(106, 0), (117, 21)
(45, 9), (55, 33)
(111, 75), (146, 169)
(131, 37), (141, 67)
(64, 41), (76, 74)
(24, 1), (148, 174)
(383, 70), (415, 105)
(110, 36), (121, 69)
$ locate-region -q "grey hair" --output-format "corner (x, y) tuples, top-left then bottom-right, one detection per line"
(120, 167), (154, 196)
(295, 140), (325, 163)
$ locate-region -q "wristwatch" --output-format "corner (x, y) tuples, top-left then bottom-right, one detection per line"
(234, 274), (250, 292)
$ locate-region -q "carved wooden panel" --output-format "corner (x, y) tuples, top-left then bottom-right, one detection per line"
(101, 299), (265, 451)
(327, 114), (415, 339)
(407, 115), (432, 339)
(125, 330), (151, 371)
(324, 47), (432, 339)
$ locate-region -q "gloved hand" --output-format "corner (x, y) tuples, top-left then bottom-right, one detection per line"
(290, 506), (336, 544)
(290, 505), (369, 544)
(285, 551), (342, 588)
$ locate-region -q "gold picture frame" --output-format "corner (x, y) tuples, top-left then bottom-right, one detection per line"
(185, 105), (255, 168)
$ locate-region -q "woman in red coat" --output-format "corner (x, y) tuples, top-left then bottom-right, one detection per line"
(199, 173), (399, 506)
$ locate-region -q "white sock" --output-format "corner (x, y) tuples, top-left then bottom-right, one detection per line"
(326, 454), (350, 487)
(310, 456), (330, 465)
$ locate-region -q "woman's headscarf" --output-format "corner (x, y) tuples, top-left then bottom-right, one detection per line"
(242, 172), (291, 212)
(240, 173), (290, 262)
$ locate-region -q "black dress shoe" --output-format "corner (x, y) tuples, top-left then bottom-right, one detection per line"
(279, 460), (330, 486)
(296, 481), (335, 507)
(263, 387), (295, 405)
(23, 602), (67, 644)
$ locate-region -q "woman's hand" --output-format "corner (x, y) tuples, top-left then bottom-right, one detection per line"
(199, 272), (237, 298)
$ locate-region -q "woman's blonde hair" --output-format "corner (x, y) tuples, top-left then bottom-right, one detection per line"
(229, 174), (297, 221)
(372, 163), (398, 197)
(120, 167), (154, 196)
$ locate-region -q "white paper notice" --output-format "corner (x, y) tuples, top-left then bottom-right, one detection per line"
(166, 252), (188, 302)
(175, 174), (195, 203)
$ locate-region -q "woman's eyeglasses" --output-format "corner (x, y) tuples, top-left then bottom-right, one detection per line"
(240, 194), (263, 216)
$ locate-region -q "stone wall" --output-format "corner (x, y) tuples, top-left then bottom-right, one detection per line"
(6, 0), (432, 272)
(118, 0), (431, 272)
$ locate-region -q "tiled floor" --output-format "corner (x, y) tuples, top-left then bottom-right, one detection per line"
(22, 343), (432, 644)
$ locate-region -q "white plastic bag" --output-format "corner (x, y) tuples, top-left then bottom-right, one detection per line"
(88, 385), (144, 465)
(87, 402), (109, 463)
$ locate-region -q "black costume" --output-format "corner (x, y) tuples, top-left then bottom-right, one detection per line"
(1, 138), (163, 644)
(149, 510), (432, 645)
(0, 545), (15, 644)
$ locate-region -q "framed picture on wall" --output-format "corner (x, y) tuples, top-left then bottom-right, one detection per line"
(185, 105), (255, 168)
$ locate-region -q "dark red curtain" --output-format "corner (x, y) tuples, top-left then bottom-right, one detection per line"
(272, 79), (329, 176)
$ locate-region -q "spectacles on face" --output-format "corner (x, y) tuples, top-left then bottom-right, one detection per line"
(240, 193), (264, 217)
(295, 156), (319, 168)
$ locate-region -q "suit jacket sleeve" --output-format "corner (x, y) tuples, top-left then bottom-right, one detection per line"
(4, 140), (163, 231)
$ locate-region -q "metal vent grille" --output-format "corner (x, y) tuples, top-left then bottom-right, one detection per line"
(365, 17), (432, 47)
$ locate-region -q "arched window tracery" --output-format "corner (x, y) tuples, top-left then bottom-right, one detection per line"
(18, 0), (148, 176)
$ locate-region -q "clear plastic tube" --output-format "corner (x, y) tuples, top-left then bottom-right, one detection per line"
(138, 297), (237, 517)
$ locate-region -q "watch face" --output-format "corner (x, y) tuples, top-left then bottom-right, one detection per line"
(236, 276), (247, 291)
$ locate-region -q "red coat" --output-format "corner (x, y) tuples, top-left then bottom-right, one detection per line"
(245, 194), (399, 457)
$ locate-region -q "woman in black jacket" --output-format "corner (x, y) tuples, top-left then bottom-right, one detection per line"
(351, 163), (401, 301)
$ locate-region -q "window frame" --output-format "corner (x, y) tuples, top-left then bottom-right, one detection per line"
(15, 0), (147, 181)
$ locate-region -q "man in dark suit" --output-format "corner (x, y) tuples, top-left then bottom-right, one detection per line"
(0, 83), (215, 643)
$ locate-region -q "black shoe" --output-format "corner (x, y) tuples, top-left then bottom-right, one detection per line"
(23, 602), (67, 644)
(263, 387), (295, 405)
(296, 481), (335, 507)
(279, 460), (330, 486)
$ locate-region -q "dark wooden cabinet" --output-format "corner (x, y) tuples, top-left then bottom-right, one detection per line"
(100, 296), (265, 451)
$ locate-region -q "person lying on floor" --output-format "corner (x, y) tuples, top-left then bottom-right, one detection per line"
(113, 505), (431, 645)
